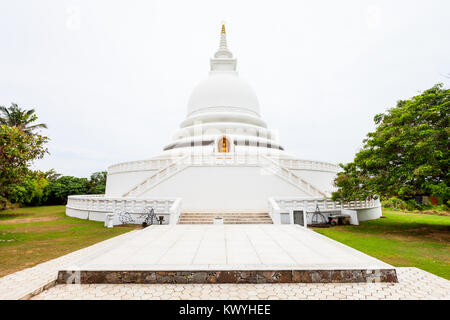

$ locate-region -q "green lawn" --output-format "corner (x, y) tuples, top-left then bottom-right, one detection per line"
(0, 206), (137, 277)
(313, 209), (450, 279)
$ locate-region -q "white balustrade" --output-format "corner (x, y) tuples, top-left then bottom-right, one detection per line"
(67, 195), (182, 224)
(107, 158), (175, 174)
(268, 196), (381, 224)
(270, 158), (340, 172)
(107, 155), (340, 175)
(260, 156), (326, 198)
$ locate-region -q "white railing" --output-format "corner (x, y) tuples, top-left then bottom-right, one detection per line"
(261, 156), (327, 197)
(107, 158), (176, 174)
(107, 155), (340, 175)
(123, 155), (191, 197)
(186, 153), (261, 166)
(66, 195), (182, 225)
(268, 196), (381, 225)
(271, 158), (340, 173)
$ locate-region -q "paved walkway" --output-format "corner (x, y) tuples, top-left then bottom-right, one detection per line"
(32, 268), (450, 300)
(62, 225), (393, 271)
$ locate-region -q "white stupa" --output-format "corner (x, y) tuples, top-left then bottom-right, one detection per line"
(67, 24), (382, 225)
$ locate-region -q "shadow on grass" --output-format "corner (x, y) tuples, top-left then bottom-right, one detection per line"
(0, 212), (32, 221)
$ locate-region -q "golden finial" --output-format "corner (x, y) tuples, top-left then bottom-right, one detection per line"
(221, 23), (226, 34)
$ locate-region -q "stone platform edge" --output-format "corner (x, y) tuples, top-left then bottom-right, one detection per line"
(57, 269), (398, 284)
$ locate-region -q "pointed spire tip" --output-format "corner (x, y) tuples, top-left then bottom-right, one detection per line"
(221, 23), (226, 34)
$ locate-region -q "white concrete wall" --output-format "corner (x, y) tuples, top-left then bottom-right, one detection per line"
(105, 170), (158, 197)
(292, 169), (337, 196)
(66, 207), (106, 222)
(66, 207), (89, 219)
(356, 206), (382, 221)
(141, 166), (310, 213)
(341, 209), (359, 225)
(105, 165), (336, 201)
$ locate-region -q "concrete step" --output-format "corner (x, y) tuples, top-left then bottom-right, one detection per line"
(177, 212), (273, 225)
(178, 221), (273, 224)
(179, 218), (272, 221)
(181, 213), (268, 215)
(178, 221), (272, 224)
(183, 212), (268, 216)
(178, 222), (213, 224)
(181, 216), (270, 218)
(178, 216), (272, 219)
(182, 214), (268, 218)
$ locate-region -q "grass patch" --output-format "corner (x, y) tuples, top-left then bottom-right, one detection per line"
(0, 206), (137, 277)
(312, 209), (450, 279)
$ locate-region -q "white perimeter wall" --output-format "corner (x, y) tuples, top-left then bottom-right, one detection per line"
(356, 206), (382, 221)
(141, 166), (310, 213)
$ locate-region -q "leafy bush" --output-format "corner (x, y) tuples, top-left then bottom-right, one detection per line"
(405, 199), (421, 211)
(381, 197), (408, 210)
(2, 170), (108, 208)
(44, 171), (107, 205)
(382, 196), (449, 212)
(46, 176), (89, 205)
(9, 172), (49, 206)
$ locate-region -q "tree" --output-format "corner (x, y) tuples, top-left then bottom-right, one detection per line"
(87, 171), (107, 194)
(0, 125), (49, 208)
(43, 169), (61, 182)
(332, 84), (449, 204)
(6, 169), (107, 207)
(0, 103), (48, 135)
(46, 176), (89, 205)
(42, 171), (106, 206)
(9, 171), (49, 206)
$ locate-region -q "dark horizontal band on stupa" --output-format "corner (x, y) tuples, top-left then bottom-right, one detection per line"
(163, 139), (284, 151)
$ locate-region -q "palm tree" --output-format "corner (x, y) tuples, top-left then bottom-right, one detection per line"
(0, 103), (47, 135)
(44, 169), (61, 182)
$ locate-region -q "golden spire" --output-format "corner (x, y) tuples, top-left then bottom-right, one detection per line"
(211, 21), (236, 70)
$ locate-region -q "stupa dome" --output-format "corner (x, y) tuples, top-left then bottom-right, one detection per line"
(187, 73), (260, 117)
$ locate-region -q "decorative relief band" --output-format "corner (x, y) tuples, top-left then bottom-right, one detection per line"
(57, 269), (398, 284)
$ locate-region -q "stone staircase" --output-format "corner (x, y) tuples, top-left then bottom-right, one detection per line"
(260, 155), (327, 198)
(123, 155), (190, 197)
(177, 212), (273, 224)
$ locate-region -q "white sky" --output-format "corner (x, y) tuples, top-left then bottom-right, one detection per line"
(1, 0), (449, 177)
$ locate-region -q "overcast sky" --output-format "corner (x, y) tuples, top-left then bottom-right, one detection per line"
(1, 0), (449, 177)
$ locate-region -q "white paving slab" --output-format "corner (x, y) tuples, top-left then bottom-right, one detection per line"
(66, 225), (393, 271)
